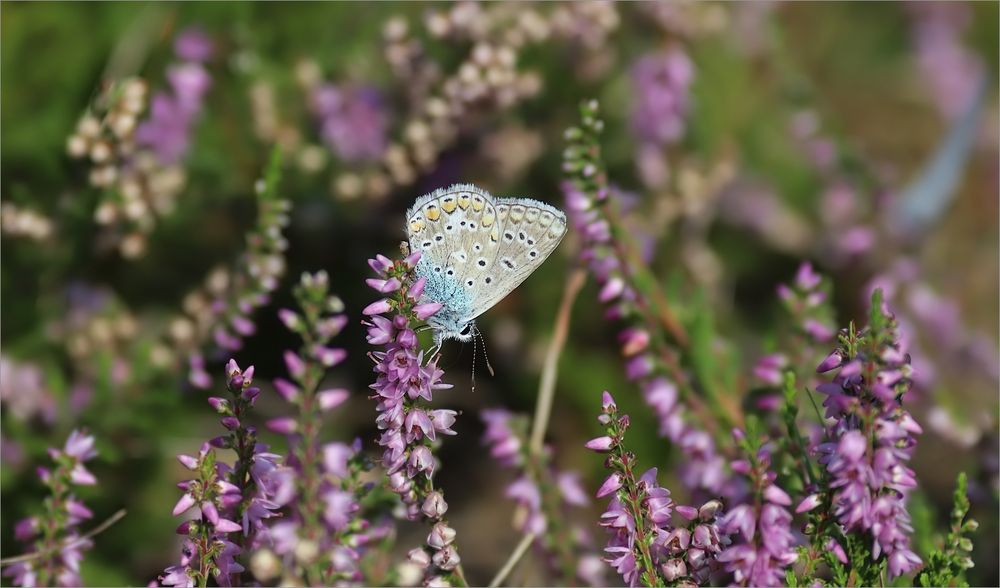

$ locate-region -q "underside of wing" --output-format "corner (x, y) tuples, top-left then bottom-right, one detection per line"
(406, 185), (503, 317)
(466, 197), (567, 320)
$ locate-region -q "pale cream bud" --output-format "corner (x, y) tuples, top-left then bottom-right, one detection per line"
(67, 135), (89, 158)
(90, 141), (113, 164)
(119, 233), (146, 258)
(334, 173), (363, 200)
(77, 116), (101, 139)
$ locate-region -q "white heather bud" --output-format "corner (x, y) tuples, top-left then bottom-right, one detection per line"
(119, 233), (146, 258)
(426, 12), (450, 37)
(458, 62), (480, 84)
(89, 165), (118, 188)
(67, 135), (89, 158)
(297, 144), (327, 173)
(249, 548), (282, 582)
(395, 562), (423, 586)
(294, 539), (319, 564)
(77, 116), (101, 139)
(432, 545), (461, 571)
(496, 45), (516, 68)
(110, 113), (136, 138)
(407, 548), (431, 568)
(384, 17), (408, 41)
(426, 523), (456, 549)
(426, 575), (451, 587)
(421, 492), (448, 519)
(294, 59), (322, 89)
(90, 140), (113, 164)
(123, 198), (148, 221)
(334, 173), (362, 200)
(149, 344), (174, 368)
(94, 201), (118, 224)
(472, 43), (494, 66)
(405, 120), (430, 144)
(123, 78), (148, 102)
(425, 97), (449, 119)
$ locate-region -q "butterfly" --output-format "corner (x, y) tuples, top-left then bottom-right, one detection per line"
(406, 183), (568, 347)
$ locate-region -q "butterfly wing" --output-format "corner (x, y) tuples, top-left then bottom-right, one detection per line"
(406, 184), (504, 323)
(464, 197), (567, 320)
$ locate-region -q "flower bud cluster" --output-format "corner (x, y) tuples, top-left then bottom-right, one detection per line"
(587, 391), (729, 587)
(363, 251), (464, 585)
(0, 202), (54, 241)
(565, 100), (732, 499)
(165, 159), (289, 388)
(813, 290), (922, 578)
(4, 430), (99, 588)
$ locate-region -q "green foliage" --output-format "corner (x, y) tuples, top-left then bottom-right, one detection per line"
(915, 473), (978, 588)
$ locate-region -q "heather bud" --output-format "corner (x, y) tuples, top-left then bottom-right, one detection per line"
(427, 523), (456, 549)
(407, 547), (431, 568)
(432, 545), (461, 570)
(661, 558), (687, 582)
(421, 492), (449, 519)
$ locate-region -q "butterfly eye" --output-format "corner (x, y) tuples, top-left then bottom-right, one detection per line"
(460, 324), (472, 336)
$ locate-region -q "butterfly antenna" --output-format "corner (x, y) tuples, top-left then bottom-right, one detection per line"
(470, 329), (478, 394)
(477, 326), (495, 377)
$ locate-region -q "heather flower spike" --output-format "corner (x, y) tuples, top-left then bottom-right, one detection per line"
(364, 251), (463, 585)
(564, 99), (731, 499)
(588, 391), (727, 587)
(4, 430), (100, 587)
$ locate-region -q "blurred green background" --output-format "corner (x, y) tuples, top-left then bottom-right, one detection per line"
(1, 2), (997, 586)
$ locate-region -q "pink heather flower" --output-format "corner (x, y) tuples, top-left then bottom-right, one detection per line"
(362, 298), (392, 316)
(815, 297), (923, 578)
(795, 494), (822, 513)
(413, 302), (443, 321)
(311, 84), (389, 163)
(63, 430), (97, 461)
(317, 388), (350, 411)
(365, 277), (402, 293)
(482, 409), (523, 467)
(174, 27), (214, 63)
(630, 47), (694, 147)
(283, 350), (306, 379)
(314, 345), (347, 367)
(596, 473), (623, 498)
(585, 436), (615, 452)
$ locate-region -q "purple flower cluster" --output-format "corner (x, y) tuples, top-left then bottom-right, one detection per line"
(136, 27), (213, 164)
(587, 391), (728, 587)
(363, 252), (463, 585)
(753, 263), (836, 409)
(311, 84), (389, 163)
(718, 441), (798, 587)
(564, 105), (729, 499)
(814, 293), (923, 578)
(162, 359), (280, 587)
(266, 271), (379, 585)
(630, 47), (694, 188)
(4, 431), (98, 587)
(905, 2), (985, 121)
(630, 47), (694, 147)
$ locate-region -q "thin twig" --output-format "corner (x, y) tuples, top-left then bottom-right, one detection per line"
(529, 268), (587, 455)
(488, 532), (537, 588)
(490, 268), (586, 585)
(0, 509), (127, 567)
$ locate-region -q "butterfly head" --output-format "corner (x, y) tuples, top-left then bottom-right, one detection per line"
(429, 315), (476, 346)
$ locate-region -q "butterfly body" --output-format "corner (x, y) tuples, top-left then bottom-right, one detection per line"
(405, 184), (567, 345)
